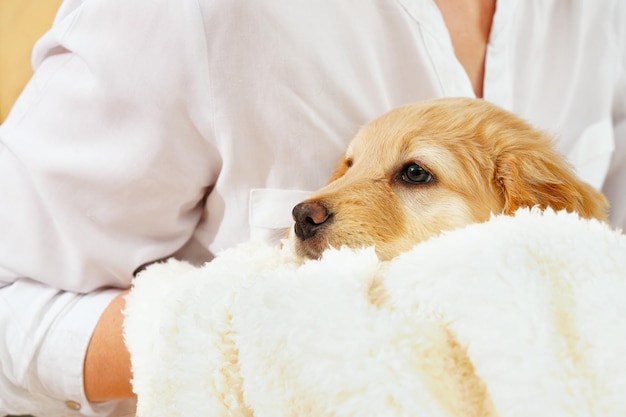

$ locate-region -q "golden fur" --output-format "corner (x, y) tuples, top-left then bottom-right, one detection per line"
(291, 97), (609, 261)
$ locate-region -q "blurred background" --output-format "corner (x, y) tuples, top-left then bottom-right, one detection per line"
(0, 0), (64, 122)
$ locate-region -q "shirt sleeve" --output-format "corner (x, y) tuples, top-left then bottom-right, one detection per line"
(0, 0), (218, 291)
(0, 280), (122, 416)
(0, 0), (217, 414)
(602, 1), (626, 231)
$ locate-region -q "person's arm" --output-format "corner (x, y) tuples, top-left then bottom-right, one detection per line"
(84, 290), (134, 402)
(602, 1), (626, 231)
(604, 112), (626, 231)
(0, 0), (216, 414)
(0, 280), (122, 416)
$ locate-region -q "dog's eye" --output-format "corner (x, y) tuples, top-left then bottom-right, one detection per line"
(402, 163), (433, 184)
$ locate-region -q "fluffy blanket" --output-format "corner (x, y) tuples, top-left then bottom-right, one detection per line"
(123, 209), (626, 417)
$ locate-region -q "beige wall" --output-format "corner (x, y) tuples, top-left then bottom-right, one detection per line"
(0, 0), (63, 122)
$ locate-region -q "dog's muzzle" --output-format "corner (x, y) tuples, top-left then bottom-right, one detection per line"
(292, 201), (332, 240)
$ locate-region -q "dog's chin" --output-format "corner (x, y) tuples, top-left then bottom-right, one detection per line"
(285, 227), (331, 261)
(293, 238), (326, 261)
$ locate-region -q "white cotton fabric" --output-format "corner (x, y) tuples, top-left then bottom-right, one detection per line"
(1, 0), (625, 415)
(124, 209), (626, 417)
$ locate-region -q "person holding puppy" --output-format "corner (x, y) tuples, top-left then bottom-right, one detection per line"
(1, 0), (625, 416)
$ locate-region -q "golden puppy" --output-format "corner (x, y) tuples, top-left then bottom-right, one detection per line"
(291, 97), (609, 261)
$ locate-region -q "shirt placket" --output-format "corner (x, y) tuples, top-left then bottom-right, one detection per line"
(483, 0), (518, 111)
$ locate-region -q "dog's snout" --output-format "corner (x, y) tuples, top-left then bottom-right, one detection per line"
(292, 201), (332, 240)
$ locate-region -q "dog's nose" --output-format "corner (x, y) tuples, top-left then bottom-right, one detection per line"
(292, 201), (331, 240)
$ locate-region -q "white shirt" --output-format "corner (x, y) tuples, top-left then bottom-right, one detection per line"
(1, 0), (625, 415)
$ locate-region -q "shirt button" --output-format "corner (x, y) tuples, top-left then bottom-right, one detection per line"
(65, 400), (82, 411)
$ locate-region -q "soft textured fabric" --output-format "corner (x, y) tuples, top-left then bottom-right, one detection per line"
(1, 0), (625, 414)
(125, 209), (626, 417)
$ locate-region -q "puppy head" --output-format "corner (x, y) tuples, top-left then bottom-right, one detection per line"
(291, 97), (609, 261)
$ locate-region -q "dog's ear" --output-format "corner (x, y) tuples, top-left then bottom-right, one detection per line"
(326, 155), (352, 184)
(495, 145), (609, 221)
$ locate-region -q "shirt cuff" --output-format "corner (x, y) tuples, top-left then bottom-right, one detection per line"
(36, 287), (122, 416)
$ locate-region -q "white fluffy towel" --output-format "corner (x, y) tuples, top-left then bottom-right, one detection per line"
(123, 208), (626, 417)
